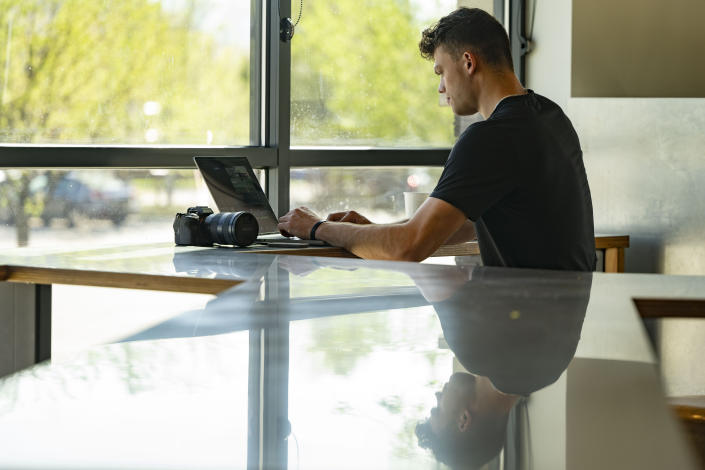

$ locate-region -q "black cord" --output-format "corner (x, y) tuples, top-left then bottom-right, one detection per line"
(279, 0), (303, 25)
(293, 0), (303, 27)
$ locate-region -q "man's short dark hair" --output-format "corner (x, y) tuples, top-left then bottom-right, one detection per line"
(419, 7), (513, 71)
(415, 413), (507, 469)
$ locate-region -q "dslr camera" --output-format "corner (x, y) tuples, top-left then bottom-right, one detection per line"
(174, 206), (259, 247)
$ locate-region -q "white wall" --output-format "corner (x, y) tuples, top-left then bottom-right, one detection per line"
(527, 0), (705, 397)
(526, 0), (705, 275)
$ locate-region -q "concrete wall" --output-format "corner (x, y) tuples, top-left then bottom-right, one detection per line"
(527, 0), (705, 398)
(527, 0), (705, 275)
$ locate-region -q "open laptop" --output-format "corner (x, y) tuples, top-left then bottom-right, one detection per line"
(194, 156), (327, 247)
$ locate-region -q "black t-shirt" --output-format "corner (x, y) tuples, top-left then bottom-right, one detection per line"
(430, 90), (596, 271)
(433, 267), (591, 396)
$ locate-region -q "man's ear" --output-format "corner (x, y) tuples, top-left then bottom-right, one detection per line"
(463, 51), (477, 76)
(457, 409), (472, 433)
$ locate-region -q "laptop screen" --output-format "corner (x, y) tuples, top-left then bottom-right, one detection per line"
(194, 157), (279, 234)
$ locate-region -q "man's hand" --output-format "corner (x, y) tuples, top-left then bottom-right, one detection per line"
(326, 210), (373, 225)
(278, 206), (321, 239)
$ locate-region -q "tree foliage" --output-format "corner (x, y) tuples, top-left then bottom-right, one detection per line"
(291, 0), (454, 146)
(0, 0), (249, 145)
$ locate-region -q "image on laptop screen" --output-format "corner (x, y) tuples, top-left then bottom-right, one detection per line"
(194, 157), (279, 234)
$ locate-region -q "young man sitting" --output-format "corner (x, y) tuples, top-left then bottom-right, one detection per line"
(278, 8), (595, 271)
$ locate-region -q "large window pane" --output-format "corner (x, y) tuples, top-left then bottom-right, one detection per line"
(0, 0), (250, 145)
(290, 167), (443, 223)
(291, 0), (457, 147)
(0, 167), (264, 248)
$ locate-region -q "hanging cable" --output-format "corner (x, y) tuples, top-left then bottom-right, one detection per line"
(293, 0), (303, 27)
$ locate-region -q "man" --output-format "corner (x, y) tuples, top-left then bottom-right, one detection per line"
(278, 7), (596, 271)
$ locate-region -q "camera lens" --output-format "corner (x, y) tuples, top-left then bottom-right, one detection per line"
(205, 212), (259, 247)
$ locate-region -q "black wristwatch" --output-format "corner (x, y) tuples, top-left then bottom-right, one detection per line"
(310, 220), (326, 240)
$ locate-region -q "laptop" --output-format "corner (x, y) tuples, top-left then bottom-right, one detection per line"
(194, 156), (327, 247)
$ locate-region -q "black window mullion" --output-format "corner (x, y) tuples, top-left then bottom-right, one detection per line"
(0, 146), (276, 169)
(266, 0), (291, 217)
(509, 0), (528, 84)
(289, 148), (449, 167)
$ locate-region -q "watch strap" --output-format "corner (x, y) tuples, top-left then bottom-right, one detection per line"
(310, 220), (326, 240)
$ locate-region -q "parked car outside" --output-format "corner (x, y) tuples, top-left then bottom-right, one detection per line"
(31, 172), (133, 227)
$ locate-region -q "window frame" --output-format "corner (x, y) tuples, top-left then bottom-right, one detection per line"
(0, 0), (525, 217)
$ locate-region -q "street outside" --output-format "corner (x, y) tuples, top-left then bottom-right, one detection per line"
(0, 217), (176, 250)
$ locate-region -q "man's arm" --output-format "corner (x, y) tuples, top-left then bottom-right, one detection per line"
(443, 219), (476, 245)
(277, 197), (467, 261)
(326, 209), (475, 244)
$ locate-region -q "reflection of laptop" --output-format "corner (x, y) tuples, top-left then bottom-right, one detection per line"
(194, 156), (327, 247)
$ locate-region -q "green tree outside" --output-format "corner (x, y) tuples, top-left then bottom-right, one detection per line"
(291, 0), (454, 146)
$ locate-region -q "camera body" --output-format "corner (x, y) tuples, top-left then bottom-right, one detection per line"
(174, 206), (259, 247)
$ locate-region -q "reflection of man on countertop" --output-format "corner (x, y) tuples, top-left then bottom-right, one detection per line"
(278, 7), (595, 271)
(409, 263), (592, 469)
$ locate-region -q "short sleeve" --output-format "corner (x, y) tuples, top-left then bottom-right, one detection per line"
(430, 124), (517, 221)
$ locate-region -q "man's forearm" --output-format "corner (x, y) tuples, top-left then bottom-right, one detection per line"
(277, 198), (467, 261)
(315, 221), (431, 261)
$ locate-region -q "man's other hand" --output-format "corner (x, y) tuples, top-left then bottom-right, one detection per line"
(278, 206), (321, 239)
(326, 210), (372, 225)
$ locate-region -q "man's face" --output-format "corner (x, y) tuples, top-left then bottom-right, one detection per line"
(433, 46), (478, 116)
(430, 372), (477, 433)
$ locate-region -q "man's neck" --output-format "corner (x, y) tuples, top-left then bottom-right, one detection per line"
(476, 375), (522, 413)
(477, 72), (526, 119)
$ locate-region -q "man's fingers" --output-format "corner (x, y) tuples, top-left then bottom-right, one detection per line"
(327, 211), (346, 221)
(331, 210), (371, 224)
(277, 214), (292, 237)
(277, 224), (293, 238)
(327, 211), (357, 222)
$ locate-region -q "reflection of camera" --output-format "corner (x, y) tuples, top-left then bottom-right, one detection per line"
(172, 250), (275, 279)
(173, 206), (259, 247)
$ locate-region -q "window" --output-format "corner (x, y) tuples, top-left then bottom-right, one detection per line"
(290, 0), (457, 147)
(290, 167), (443, 223)
(0, 0), (250, 146)
(0, 168), (264, 248)
(287, 1), (506, 215)
(0, 0), (517, 221)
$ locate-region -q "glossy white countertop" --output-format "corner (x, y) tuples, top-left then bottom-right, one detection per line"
(0, 249), (703, 469)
